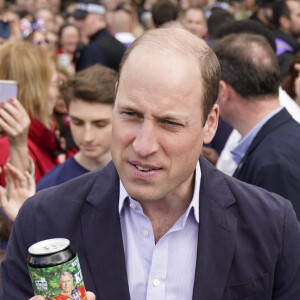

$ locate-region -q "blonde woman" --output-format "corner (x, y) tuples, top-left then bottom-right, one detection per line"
(0, 41), (63, 185)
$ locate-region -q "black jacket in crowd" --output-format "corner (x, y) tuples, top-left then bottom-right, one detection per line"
(75, 28), (126, 72)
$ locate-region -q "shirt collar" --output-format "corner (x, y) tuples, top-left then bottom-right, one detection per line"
(118, 161), (201, 224)
(231, 106), (283, 165)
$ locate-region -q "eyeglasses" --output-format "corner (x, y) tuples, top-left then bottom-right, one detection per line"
(33, 38), (49, 46)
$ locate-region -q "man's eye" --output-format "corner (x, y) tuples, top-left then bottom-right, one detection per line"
(72, 120), (83, 126)
(124, 112), (137, 117)
(164, 120), (181, 127)
(95, 122), (106, 128)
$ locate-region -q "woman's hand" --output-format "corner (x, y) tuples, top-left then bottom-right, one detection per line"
(0, 162), (35, 221)
(0, 99), (30, 145)
(0, 99), (32, 173)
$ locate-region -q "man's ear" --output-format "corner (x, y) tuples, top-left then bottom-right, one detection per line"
(99, 14), (106, 27)
(279, 15), (290, 31)
(203, 103), (219, 144)
(217, 80), (229, 105)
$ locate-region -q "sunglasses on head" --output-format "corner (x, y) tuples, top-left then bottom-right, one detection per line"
(33, 38), (49, 46)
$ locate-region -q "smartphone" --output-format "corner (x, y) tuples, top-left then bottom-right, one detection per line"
(0, 80), (18, 102)
(0, 80), (18, 136)
(0, 21), (10, 39)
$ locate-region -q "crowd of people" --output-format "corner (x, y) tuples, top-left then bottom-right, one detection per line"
(1, 0), (300, 298)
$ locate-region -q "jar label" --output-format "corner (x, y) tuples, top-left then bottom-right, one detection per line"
(28, 256), (87, 300)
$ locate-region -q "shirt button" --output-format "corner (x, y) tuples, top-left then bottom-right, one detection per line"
(130, 203), (136, 209)
(142, 230), (149, 238)
(153, 278), (160, 287)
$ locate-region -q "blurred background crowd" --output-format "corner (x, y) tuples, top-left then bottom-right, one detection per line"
(1, 0), (300, 283)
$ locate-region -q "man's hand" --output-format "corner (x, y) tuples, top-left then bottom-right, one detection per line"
(0, 162), (35, 221)
(29, 291), (96, 300)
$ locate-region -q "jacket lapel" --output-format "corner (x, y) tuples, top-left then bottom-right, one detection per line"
(80, 158), (240, 300)
(233, 108), (292, 177)
(193, 157), (237, 300)
(81, 162), (130, 300)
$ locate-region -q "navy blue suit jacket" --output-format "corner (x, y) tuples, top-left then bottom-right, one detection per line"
(76, 28), (126, 72)
(2, 157), (300, 299)
(233, 108), (300, 220)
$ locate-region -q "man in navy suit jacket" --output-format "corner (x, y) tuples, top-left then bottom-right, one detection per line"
(2, 28), (300, 300)
(215, 33), (300, 221)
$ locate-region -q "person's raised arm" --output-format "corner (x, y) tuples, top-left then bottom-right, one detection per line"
(0, 162), (35, 221)
(1, 11), (23, 43)
(0, 99), (31, 174)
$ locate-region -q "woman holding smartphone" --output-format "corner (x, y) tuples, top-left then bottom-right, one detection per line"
(0, 41), (65, 186)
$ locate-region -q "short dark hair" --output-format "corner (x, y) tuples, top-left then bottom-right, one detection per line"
(257, 0), (274, 7)
(219, 20), (276, 52)
(58, 23), (80, 41)
(182, 6), (205, 18)
(214, 33), (280, 100)
(151, 0), (179, 28)
(272, 0), (290, 29)
(207, 9), (234, 40)
(62, 64), (117, 107)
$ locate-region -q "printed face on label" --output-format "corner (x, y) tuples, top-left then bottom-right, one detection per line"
(59, 273), (73, 293)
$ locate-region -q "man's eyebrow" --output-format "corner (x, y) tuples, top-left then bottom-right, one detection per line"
(157, 112), (186, 120)
(157, 114), (189, 126)
(118, 107), (188, 124)
(91, 118), (111, 123)
(116, 101), (134, 108)
(69, 115), (110, 122)
(116, 103), (141, 112)
(69, 115), (82, 120)
(116, 101), (188, 119)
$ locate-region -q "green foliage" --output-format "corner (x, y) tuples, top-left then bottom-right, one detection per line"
(28, 257), (84, 300)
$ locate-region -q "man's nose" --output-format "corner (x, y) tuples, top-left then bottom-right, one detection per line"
(133, 122), (159, 157)
(83, 125), (94, 142)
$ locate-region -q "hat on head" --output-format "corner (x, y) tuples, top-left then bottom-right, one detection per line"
(73, 0), (106, 19)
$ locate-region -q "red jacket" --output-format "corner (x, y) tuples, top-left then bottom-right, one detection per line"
(0, 118), (61, 185)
